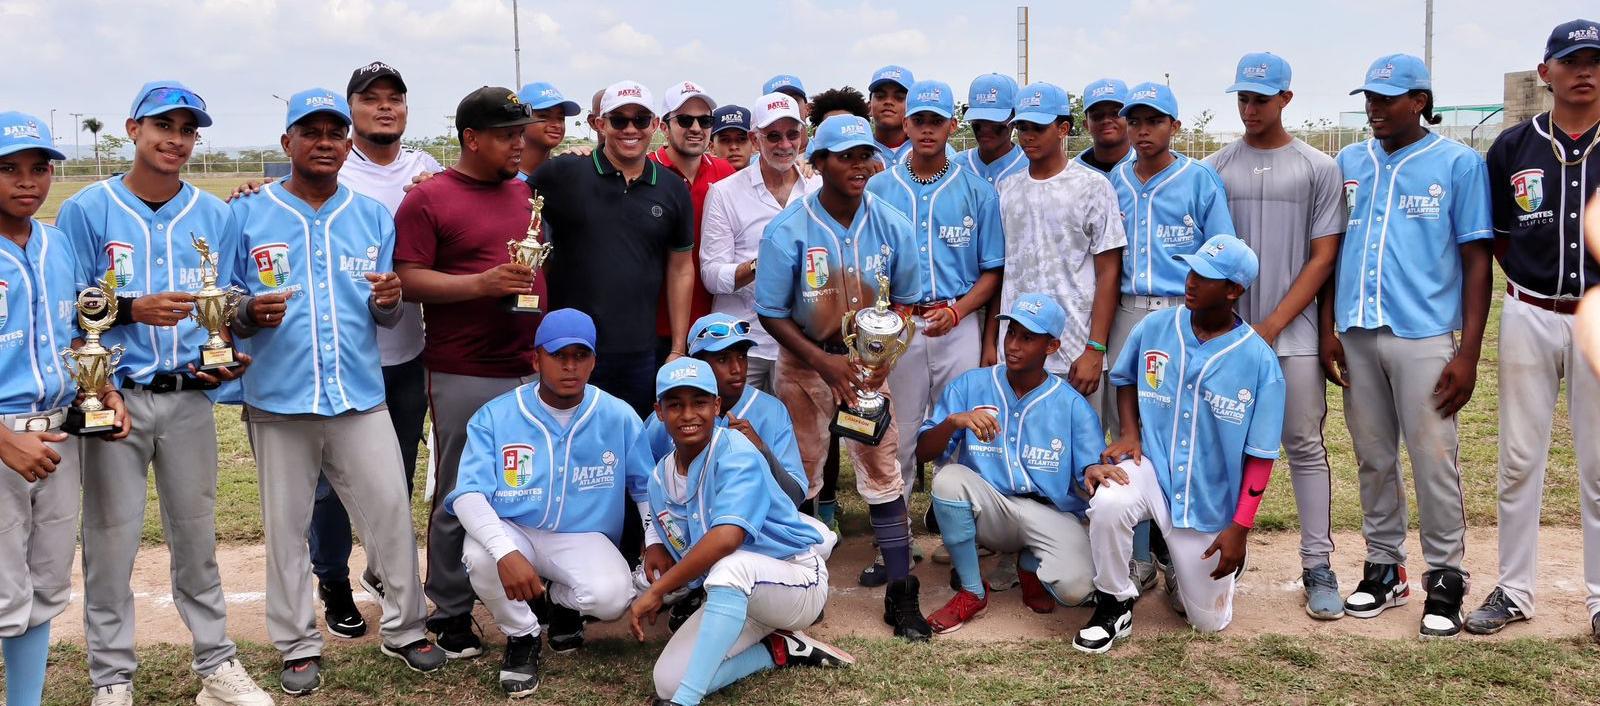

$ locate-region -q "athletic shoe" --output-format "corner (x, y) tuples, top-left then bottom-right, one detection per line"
(1419, 569), (1467, 639)
(883, 576), (932, 641)
(1591, 613), (1599, 644)
(196, 659), (274, 706)
(381, 638), (447, 673)
(90, 683), (133, 706)
(1344, 561), (1409, 618)
(923, 505), (939, 534)
(358, 570), (385, 601)
(932, 544), (951, 564)
(984, 552), (1019, 592)
(429, 614), (484, 660)
(279, 657), (321, 696)
(1073, 590), (1134, 654)
(1162, 558), (1185, 616)
(763, 629), (857, 668)
(1131, 559), (1157, 594)
(1302, 565), (1345, 620)
(925, 588), (989, 634)
(668, 587), (706, 633)
(858, 559), (888, 587)
(318, 579), (367, 639)
(1464, 586), (1528, 635)
(1017, 568), (1056, 614)
(499, 633), (542, 698)
(546, 603), (586, 653)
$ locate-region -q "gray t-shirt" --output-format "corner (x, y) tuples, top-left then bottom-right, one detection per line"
(1205, 139), (1344, 357)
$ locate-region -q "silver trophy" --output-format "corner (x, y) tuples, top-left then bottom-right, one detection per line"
(830, 272), (915, 445)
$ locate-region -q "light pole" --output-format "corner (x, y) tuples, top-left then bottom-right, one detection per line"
(512, 0), (523, 88)
(69, 112), (83, 167)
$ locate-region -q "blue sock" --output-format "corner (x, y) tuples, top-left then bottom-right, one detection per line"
(1132, 520), (1153, 563)
(868, 498), (912, 581)
(818, 499), (837, 527)
(706, 643), (776, 694)
(1018, 549), (1041, 574)
(931, 496), (984, 597)
(672, 586), (750, 706)
(3, 622), (52, 706)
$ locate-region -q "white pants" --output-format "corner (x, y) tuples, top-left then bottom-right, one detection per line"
(888, 313), (981, 502)
(461, 523), (635, 638)
(1086, 458), (1235, 633)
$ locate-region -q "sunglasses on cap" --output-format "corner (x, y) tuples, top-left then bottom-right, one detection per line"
(606, 113), (654, 130)
(761, 128), (804, 144)
(672, 114), (714, 129)
(694, 320), (752, 341)
(141, 87), (207, 113)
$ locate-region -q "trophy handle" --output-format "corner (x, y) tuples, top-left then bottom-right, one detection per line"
(839, 310), (857, 355)
(108, 344), (125, 368)
(58, 347), (77, 376)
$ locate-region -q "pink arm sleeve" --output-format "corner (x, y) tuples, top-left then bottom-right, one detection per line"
(1232, 455), (1275, 528)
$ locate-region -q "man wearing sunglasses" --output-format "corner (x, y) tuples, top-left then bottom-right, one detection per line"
(953, 73), (1026, 189)
(516, 81), (582, 181)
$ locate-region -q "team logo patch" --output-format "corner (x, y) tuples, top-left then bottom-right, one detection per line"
(657, 510), (689, 554)
(976, 88), (999, 105)
(650, 204), (663, 218)
(0, 280), (8, 329)
(1242, 64), (1270, 80)
(804, 247), (830, 289)
(1238, 388), (1253, 404)
(1182, 214), (1196, 228)
(105, 241), (135, 288)
(601, 450), (617, 467)
(251, 243), (292, 288)
(1427, 183), (1444, 199)
(1343, 179), (1359, 210)
(1143, 351), (1169, 389)
(1511, 169), (1544, 213)
(501, 443), (535, 489)
(1, 122), (41, 140)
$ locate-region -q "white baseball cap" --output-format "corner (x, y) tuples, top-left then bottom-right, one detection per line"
(660, 80), (716, 116)
(600, 80), (655, 115)
(752, 92), (803, 130)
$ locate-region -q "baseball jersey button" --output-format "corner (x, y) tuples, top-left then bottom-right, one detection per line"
(156, 224), (165, 230)
(319, 282), (326, 288)
(920, 247), (927, 252)
(1572, 213), (1579, 219)
(1574, 181), (1581, 187)
(1368, 296), (1375, 302)
(156, 258), (165, 265)
(851, 298), (858, 304)
(45, 366), (53, 373)
(920, 196), (927, 201)
(322, 315), (329, 321)
(1572, 243), (1580, 249)
(315, 220), (323, 226)
(316, 250), (323, 256)
(1571, 273), (1578, 279)
(1182, 413), (1190, 419)
(323, 345), (332, 351)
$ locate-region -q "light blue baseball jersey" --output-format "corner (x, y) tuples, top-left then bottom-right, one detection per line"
(866, 160), (1005, 302)
(0, 221), (81, 415)
(1075, 148), (1133, 173)
(1110, 306), (1285, 532)
(445, 383), (651, 544)
(643, 384), (804, 490)
(1334, 132), (1493, 338)
(754, 192), (923, 342)
(920, 365), (1105, 516)
(874, 138), (911, 166)
(1111, 153), (1235, 296)
(954, 146), (1027, 188)
(226, 181), (394, 416)
(647, 427), (822, 562)
(56, 177), (238, 384)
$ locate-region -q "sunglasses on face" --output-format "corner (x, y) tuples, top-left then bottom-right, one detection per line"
(672, 114), (714, 129)
(695, 320), (752, 340)
(762, 129), (803, 144)
(607, 113), (654, 130)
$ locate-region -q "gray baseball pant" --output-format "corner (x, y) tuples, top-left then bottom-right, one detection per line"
(1280, 355), (1336, 569)
(0, 415), (78, 638)
(746, 356), (775, 395)
(932, 464), (1094, 604)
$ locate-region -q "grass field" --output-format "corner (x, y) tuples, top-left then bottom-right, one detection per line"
(36, 177), (249, 223)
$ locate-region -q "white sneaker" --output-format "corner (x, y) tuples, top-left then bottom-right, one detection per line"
(91, 683), (133, 706)
(197, 659), (276, 706)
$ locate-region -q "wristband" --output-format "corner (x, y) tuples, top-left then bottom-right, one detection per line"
(1085, 340), (1107, 353)
(114, 296), (136, 326)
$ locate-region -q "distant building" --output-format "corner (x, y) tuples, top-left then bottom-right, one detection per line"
(1503, 70), (1554, 126)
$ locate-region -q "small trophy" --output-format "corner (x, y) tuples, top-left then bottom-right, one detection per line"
(189, 233), (243, 370)
(60, 273), (126, 436)
(829, 272), (915, 445)
(504, 195), (553, 314)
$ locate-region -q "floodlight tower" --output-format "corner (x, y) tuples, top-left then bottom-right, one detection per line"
(1017, 6), (1030, 86)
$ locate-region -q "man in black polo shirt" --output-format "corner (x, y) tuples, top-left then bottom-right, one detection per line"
(1466, 18), (1600, 640)
(531, 80), (695, 417)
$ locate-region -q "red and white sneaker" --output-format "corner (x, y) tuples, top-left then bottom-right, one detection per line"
(1018, 569), (1056, 614)
(926, 588), (988, 634)
(763, 630), (855, 668)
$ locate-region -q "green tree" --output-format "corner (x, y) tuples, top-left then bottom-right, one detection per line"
(82, 117), (104, 172)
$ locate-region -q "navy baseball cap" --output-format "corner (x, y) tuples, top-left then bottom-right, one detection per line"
(999, 293), (1067, 339)
(965, 74), (1018, 123)
(869, 65), (914, 92)
(1121, 83), (1179, 119)
(1226, 52), (1292, 95)
(1176, 234), (1259, 287)
(129, 81), (214, 127)
(689, 313), (755, 356)
(712, 105), (750, 135)
(764, 74), (807, 100)
(1082, 78), (1129, 110)
(1012, 82), (1071, 125)
(0, 112), (66, 161)
(906, 80), (955, 119)
(285, 88), (351, 130)
(806, 114), (874, 158)
(518, 82), (581, 117)
(535, 308), (597, 353)
(1351, 54), (1431, 96)
(1547, 19), (1600, 61)
(656, 357), (719, 400)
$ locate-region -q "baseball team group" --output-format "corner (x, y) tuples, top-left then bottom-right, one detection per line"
(1, 15), (1597, 706)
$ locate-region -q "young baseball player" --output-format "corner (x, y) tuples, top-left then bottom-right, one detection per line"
(755, 114), (931, 640)
(1467, 20), (1600, 637)
(953, 73), (1026, 188)
(1324, 54), (1492, 639)
(443, 308), (652, 697)
(1205, 52), (1347, 619)
(55, 81), (273, 706)
(1075, 78), (1133, 174)
(229, 89), (444, 694)
(1075, 234), (1284, 653)
(632, 357), (851, 706)
(868, 66), (914, 165)
(710, 105), (753, 171)
(516, 81), (581, 180)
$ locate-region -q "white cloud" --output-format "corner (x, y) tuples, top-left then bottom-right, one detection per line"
(853, 29), (931, 58)
(598, 22), (661, 57)
(1126, 0), (1197, 23)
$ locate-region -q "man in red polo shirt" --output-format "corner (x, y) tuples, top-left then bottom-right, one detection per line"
(649, 80), (735, 366)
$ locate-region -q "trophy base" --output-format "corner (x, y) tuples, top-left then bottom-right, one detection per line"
(502, 293), (543, 314)
(63, 407), (117, 437)
(198, 346), (237, 371)
(830, 404), (892, 446)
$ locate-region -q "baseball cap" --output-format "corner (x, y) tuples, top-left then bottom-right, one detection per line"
(869, 65), (914, 92)
(347, 61), (407, 96)
(712, 105), (751, 135)
(1120, 83), (1179, 119)
(999, 293), (1067, 339)
(600, 80), (655, 115)
(455, 86), (538, 132)
(688, 313), (756, 356)
(655, 357), (719, 400)
(905, 80), (955, 119)
(965, 74), (1018, 123)
(1012, 82), (1071, 125)
(806, 114), (875, 158)
(763, 74), (807, 100)
(517, 82), (581, 117)
(129, 81), (214, 128)
(1545, 19), (1600, 61)
(534, 308), (597, 353)
(1226, 52), (1292, 95)
(661, 80), (716, 116)
(1176, 234), (1260, 287)
(753, 93), (804, 130)
(1082, 78), (1129, 110)
(284, 88), (351, 130)
(0, 112), (66, 161)
(1350, 54), (1431, 96)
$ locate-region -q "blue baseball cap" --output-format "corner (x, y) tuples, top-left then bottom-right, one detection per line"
(1176, 234), (1259, 287)
(129, 80), (214, 128)
(656, 357), (719, 400)
(1351, 54), (1431, 96)
(1012, 82), (1071, 125)
(0, 112), (66, 161)
(965, 74), (1018, 123)
(1082, 78), (1129, 110)
(763, 74), (807, 100)
(534, 308), (597, 353)
(1120, 83), (1179, 119)
(869, 65), (914, 92)
(688, 313), (756, 355)
(517, 82), (581, 117)
(806, 114), (875, 158)
(285, 88), (351, 130)
(905, 80), (955, 119)
(999, 293), (1067, 339)
(1226, 52), (1292, 95)
(1546, 19), (1600, 61)
(712, 105), (750, 135)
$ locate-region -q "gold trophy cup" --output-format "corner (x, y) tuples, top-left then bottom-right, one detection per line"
(504, 195), (553, 314)
(829, 272), (916, 445)
(189, 234), (242, 370)
(60, 273), (126, 436)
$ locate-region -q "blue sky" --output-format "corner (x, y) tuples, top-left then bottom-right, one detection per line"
(2, 0), (1591, 152)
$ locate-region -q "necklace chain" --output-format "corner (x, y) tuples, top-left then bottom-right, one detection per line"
(1548, 114), (1600, 167)
(910, 158), (950, 185)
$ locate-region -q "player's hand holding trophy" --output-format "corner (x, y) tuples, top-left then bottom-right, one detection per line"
(504, 195), (553, 314)
(60, 272), (125, 436)
(830, 271), (915, 445)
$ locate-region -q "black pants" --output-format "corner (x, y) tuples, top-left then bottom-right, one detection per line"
(591, 348), (657, 566)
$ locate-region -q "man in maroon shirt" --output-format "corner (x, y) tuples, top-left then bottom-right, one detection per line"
(393, 86), (540, 661)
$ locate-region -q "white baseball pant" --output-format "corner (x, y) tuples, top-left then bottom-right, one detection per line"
(461, 524), (635, 638)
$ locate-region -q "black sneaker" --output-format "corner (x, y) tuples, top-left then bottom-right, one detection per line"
(546, 604), (585, 653)
(1073, 590), (1134, 654)
(858, 559), (888, 587)
(882, 576), (932, 641)
(1591, 613), (1599, 644)
(279, 656), (321, 696)
(1419, 569), (1467, 639)
(763, 629), (856, 668)
(667, 587), (705, 633)
(1464, 586), (1527, 635)
(428, 614), (483, 660)
(1344, 561), (1410, 618)
(318, 580), (367, 639)
(499, 633), (542, 698)
(381, 638), (447, 673)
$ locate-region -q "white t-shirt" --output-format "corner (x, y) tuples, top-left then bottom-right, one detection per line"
(338, 145), (445, 366)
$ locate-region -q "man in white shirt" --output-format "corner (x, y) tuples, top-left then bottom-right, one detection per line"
(699, 92), (819, 393)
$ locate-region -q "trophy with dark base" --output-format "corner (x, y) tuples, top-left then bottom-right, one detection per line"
(829, 272), (915, 445)
(189, 233), (243, 370)
(504, 195), (553, 314)
(60, 274), (126, 436)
